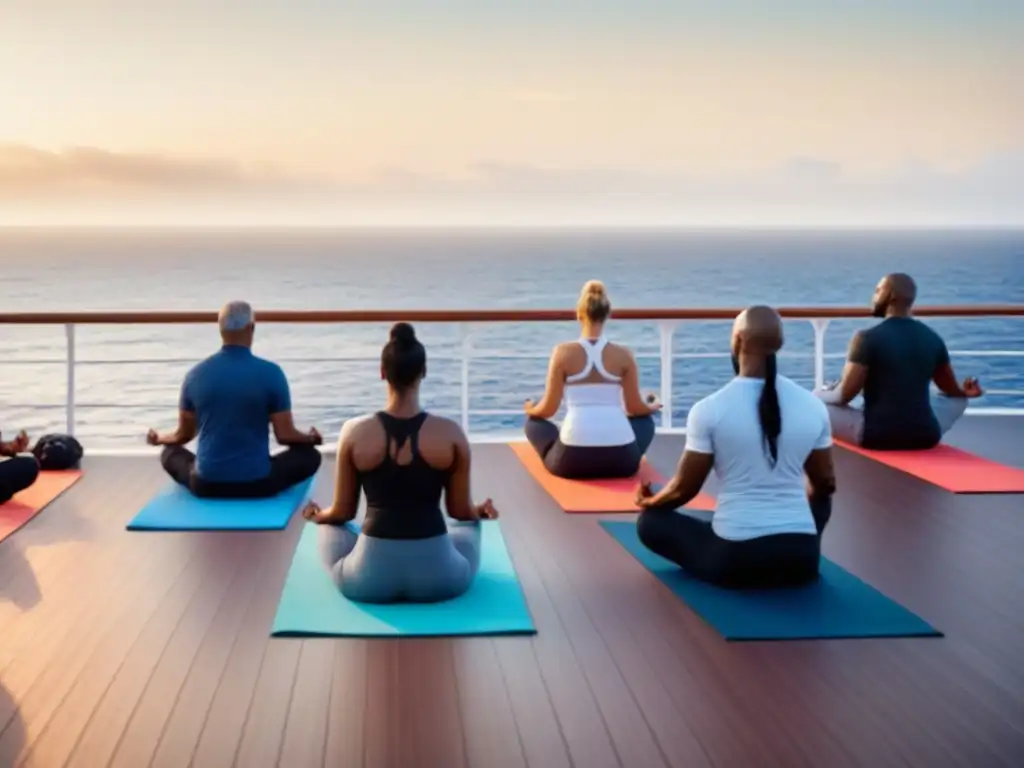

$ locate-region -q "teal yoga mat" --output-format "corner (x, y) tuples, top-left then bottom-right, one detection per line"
(601, 521), (941, 641)
(271, 521), (537, 637)
(127, 478), (314, 531)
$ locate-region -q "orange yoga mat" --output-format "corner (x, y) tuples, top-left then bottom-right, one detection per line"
(510, 441), (716, 513)
(836, 440), (1024, 494)
(0, 470), (83, 543)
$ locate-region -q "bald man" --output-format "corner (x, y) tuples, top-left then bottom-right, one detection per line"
(146, 300), (323, 498)
(817, 274), (982, 450)
(634, 306), (836, 589)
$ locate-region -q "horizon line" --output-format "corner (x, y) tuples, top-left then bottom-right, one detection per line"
(2, 223), (1023, 233)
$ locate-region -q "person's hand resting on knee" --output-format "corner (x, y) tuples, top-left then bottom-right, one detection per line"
(302, 500), (354, 525)
(0, 429), (30, 456)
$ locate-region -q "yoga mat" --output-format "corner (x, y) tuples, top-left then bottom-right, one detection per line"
(600, 521), (941, 641)
(0, 470), (83, 543)
(510, 441), (716, 514)
(126, 477), (314, 531)
(271, 521), (537, 637)
(836, 439), (1024, 494)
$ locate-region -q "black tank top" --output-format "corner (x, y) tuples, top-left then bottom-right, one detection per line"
(358, 412), (449, 540)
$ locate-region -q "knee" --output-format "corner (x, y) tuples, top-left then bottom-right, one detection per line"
(292, 444), (322, 472)
(523, 416), (546, 436)
(159, 445), (177, 470)
(14, 456), (40, 488)
(305, 445), (323, 472)
(636, 509), (661, 549)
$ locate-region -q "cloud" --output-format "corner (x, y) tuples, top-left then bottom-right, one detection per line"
(0, 144), (327, 201)
(1, 143), (1022, 225)
(508, 89), (576, 104)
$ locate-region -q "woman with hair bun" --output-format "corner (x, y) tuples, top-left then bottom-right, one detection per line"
(523, 280), (661, 479)
(301, 322), (499, 604)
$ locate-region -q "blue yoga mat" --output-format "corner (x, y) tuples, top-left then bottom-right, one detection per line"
(127, 478), (314, 531)
(271, 520), (537, 637)
(601, 521), (941, 641)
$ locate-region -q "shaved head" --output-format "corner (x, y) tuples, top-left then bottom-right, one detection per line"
(872, 273), (917, 317)
(732, 305), (784, 356)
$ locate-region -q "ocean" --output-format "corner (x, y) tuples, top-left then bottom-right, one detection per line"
(1, 228), (1022, 448)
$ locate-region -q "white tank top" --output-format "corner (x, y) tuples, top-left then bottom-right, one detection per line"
(559, 337), (636, 447)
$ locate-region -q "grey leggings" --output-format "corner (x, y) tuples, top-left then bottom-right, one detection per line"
(824, 392), (968, 446)
(317, 521), (483, 603)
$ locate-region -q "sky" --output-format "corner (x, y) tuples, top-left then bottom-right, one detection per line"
(1, 0), (1022, 226)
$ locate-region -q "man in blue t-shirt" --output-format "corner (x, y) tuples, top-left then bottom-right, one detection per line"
(146, 301), (322, 498)
(816, 273), (982, 450)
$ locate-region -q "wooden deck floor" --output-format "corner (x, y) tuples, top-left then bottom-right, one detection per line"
(1, 417), (1022, 767)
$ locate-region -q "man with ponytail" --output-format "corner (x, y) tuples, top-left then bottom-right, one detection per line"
(817, 273), (982, 450)
(634, 306), (837, 589)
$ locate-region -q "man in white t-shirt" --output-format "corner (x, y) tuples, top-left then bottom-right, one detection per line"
(634, 306), (837, 588)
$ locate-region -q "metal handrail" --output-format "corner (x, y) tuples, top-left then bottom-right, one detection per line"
(1, 304), (1021, 441)
(1, 304), (1023, 325)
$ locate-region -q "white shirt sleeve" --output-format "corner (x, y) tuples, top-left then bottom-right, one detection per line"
(684, 398), (715, 454)
(813, 400), (833, 449)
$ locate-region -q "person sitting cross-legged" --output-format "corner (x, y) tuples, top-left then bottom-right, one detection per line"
(523, 279), (661, 480)
(817, 272), (982, 450)
(635, 306), (837, 589)
(0, 429), (40, 504)
(303, 322), (498, 604)
(146, 300), (322, 498)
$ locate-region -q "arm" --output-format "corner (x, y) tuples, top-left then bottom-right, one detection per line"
(819, 330), (870, 405)
(640, 401), (715, 509)
(444, 425), (489, 521)
(151, 411), (197, 446)
(525, 347), (565, 419)
(267, 367), (321, 446)
(620, 350), (659, 417)
(311, 420), (362, 524)
(150, 376), (198, 446)
(0, 429), (28, 456)
(804, 406), (837, 500)
(931, 339), (979, 398)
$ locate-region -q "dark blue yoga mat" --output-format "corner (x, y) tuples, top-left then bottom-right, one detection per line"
(127, 478), (314, 531)
(600, 521), (942, 641)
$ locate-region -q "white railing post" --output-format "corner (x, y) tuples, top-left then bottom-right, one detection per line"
(459, 323), (473, 434)
(65, 323), (76, 435)
(658, 322), (678, 429)
(810, 318), (830, 390)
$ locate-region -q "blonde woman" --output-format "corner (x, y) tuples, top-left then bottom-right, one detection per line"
(523, 280), (661, 479)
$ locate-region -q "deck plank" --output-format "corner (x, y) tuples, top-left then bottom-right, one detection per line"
(0, 417), (1020, 767)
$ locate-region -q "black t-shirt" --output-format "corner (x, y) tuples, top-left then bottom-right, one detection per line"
(850, 317), (950, 450)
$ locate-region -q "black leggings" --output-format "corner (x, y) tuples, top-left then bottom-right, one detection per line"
(636, 495), (833, 589)
(160, 445), (322, 499)
(0, 456), (40, 504)
(524, 414), (656, 480)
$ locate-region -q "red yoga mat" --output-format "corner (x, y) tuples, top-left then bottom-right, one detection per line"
(836, 440), (1024, 493)
(510, 441), (716, 513)
(0, 470), (83, 543)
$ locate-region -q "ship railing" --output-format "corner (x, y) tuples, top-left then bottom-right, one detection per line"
(1, 306), (1022, 445)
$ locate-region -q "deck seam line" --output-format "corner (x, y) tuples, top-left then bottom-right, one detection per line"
(504, 522), (624, 768)
(98, 538), (250, 768)
(14, 527), (210, 765)
(143, 540), (273, 768)
(541, 539), (695, 768)
(485, 638), (532, 768)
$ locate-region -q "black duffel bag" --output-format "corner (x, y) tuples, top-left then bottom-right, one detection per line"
(32, 433), (84, 470)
